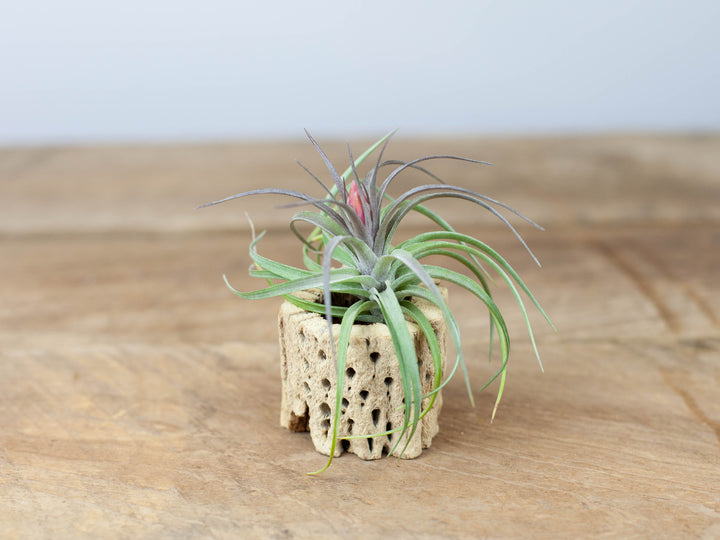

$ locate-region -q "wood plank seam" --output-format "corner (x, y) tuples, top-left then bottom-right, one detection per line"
(591, 240), (681, 333)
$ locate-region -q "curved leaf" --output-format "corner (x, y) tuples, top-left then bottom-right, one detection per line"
(378, 186), (542, 265)
(377, 155), (491, 205)
(401, 233), (554, 376)
(224, 269), (359, 300)
(373, 285), (423, 456)
(310, 299), (376, 475)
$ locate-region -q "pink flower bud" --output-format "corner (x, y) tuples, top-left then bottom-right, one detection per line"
(348, 181), (365, 224)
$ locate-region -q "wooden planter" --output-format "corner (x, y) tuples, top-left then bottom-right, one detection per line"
(278, 289), (448, 460)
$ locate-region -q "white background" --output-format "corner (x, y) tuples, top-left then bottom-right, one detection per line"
(2, 0), (719, 144)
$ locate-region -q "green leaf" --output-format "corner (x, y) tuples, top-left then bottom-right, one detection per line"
(329, 241), (357, 268)
(383, 193), (497, 288)
(388, 248), (477, 404)
(337, 236), (379, 275)
(373, 285), (423, 457)
(378, 188), (541, 265)
(301, 244), (323, 272)
(400, 301), (443, 412)
(291, 211), (346, 240)
(247, 231), (311, 281)
(414, 247), (498, 362)
(310, 299), (375, 475)
(224, 269), (359, 300)
(396, 284), (469, 404)
(420, 265), (512, 419)
(339, 299), (446, 444)
(248, 268), (281, 280)
(402, 231), (554, 330)
(404, 233), (555, 371)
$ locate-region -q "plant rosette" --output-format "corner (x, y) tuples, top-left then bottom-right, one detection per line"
(201, 130), (554, 474)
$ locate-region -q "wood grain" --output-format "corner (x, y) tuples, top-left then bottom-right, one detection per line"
(1, 136), (719, 538)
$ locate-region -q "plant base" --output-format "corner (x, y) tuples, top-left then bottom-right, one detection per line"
(278, 289), (448, 460)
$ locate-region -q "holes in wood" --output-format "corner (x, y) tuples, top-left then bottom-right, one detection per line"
(319, 402), (331, 417)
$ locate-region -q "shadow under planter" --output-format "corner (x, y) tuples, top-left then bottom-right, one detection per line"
(278, 289), (448, 460)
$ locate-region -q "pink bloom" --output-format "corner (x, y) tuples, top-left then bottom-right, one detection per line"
(348, 181), (365, 224)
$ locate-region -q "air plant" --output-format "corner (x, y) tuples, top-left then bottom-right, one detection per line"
(201, 130), (554, 473)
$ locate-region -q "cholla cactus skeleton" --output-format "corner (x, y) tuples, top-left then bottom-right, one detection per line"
(201, 130), (554, 473)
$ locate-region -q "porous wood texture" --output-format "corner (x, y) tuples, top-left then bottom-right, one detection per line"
(278, 290), (447, 459)
(1, 135), (719, 538)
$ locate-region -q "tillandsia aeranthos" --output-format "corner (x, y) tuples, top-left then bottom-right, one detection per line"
(200, 129), (554, 473)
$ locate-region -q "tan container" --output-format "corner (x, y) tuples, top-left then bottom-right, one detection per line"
(278, 289), (448, 460)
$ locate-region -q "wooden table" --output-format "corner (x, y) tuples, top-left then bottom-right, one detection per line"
(1, 135), (719, 538)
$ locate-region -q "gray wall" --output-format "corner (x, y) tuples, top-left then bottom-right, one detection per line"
(2, 0), (718, 144)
